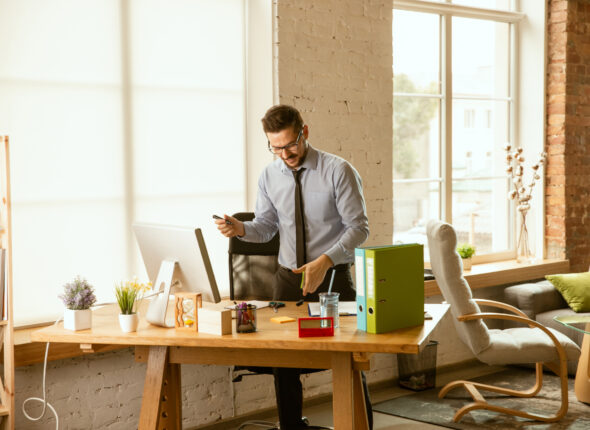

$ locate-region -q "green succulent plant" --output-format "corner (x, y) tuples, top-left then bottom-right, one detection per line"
(456, 243), (476, 259)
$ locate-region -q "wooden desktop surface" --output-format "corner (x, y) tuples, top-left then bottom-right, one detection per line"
(32, 301), (448, 354)
(31, 301), (449, 430)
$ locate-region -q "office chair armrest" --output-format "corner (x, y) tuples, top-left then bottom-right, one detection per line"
(473, 299), (529, 319)
(457, 312), (568, 366)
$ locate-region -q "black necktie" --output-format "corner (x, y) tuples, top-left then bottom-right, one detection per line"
(293, 168), (306, 267)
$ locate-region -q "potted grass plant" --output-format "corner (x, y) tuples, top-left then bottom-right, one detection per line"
(456, 243), (476, 270)
(114, 277), (151, 333)
(59, 276), (97, 331)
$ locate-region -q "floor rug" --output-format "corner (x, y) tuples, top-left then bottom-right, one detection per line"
(373, 368), (590, 429)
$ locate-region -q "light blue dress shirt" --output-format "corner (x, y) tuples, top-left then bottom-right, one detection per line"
(241, 144), (369, 269)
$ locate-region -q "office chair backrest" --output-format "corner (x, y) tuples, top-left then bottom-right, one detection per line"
(426, 219), (491, 355)
(229, 212), (280, 300)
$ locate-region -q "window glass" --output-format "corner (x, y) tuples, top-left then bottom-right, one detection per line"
(453, 17), (510, 98)
(393, 10), (440, 94)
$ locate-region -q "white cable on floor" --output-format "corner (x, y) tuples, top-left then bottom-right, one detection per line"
(21, 318), (61, 430)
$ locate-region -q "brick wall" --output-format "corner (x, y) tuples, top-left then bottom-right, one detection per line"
(274, 0), (394, 246)
(546, 0), (590, 271)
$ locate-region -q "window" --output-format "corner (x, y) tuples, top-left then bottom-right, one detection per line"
(392, 0), (532, 262)
(0, 0), (247, 325)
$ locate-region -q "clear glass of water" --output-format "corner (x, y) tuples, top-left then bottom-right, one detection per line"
(319, 292), (340, 328)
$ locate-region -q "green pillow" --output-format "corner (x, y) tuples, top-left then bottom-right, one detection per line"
(546, 272), (590, 312)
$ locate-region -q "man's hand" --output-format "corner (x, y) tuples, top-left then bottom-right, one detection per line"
(214, 214), (245, 238)
(292, 254), (334, 296)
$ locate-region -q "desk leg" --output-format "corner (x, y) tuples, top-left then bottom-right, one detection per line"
(138, 346), (182, 430)
(575, 326), (590, 403)
(332, 352), (368, 430)
(353, 370), (369, 430)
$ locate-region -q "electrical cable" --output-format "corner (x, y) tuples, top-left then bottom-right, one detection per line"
(21, 317), (61, 430)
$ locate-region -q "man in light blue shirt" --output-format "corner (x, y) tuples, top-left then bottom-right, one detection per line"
(215, 104), (372, 429)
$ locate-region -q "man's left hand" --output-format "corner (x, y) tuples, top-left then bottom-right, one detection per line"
(292, 254), (334, 296)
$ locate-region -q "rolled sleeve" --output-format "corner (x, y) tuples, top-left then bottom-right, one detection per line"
(323, 163), (369, 265)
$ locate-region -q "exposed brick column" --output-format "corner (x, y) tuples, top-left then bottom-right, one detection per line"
(546, 0), (590, 272)
(274, 0), (393, 245)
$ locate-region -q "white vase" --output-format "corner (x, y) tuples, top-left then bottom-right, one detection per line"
(119, 313), (139, 333)
(462, 257), (472, 271)
(64, 308), (92, 331)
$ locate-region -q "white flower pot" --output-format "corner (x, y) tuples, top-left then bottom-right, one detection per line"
(64, 309), (92, 331)
(119, 313), (139, 333)
(462, 257), (472, 271)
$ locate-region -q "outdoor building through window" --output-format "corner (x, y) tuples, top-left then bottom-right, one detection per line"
(392, 0), (538, 263)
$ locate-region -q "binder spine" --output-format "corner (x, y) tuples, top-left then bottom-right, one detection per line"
(354, 248), (366, 331)
(365, 251), (376, 333)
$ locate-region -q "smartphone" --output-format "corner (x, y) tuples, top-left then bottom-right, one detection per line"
(212, 214), (233, 225)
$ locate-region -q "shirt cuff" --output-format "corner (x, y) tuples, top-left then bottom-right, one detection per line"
(324, 245), (349, 267)
(239, 221), (254, 241)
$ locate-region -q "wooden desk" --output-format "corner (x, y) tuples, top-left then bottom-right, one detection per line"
(31, 302), (449, 430)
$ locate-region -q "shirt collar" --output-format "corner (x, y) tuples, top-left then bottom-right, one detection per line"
(279, 143), (319, 175)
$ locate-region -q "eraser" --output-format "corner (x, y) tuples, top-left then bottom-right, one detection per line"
(271, 316), (296, 324)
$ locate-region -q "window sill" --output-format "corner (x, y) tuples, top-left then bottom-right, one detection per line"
(13, 258), (570, 366)
(424, 258), (570, 297)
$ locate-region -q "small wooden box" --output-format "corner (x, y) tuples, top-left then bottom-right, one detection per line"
(174, 292), (202, 332)
(197, 308), (232, 335)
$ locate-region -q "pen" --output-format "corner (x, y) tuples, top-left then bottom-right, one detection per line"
(213, 214), (233, 225)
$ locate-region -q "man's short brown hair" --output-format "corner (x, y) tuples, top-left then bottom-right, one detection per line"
(261, 104), (304, 134)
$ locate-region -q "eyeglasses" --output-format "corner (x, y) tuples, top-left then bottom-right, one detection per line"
(267, 128), (303, 154)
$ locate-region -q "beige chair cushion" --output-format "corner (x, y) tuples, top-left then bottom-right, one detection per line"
(478, 327), (581, 365)
(426, 220), (491, 355)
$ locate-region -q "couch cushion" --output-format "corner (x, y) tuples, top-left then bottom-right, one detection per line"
(504, 280), (567, 319)
(546, 272), (590, 312)
(477, 326), (581, 365)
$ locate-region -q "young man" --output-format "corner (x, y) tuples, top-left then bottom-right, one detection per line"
(215, 104), (372, 430)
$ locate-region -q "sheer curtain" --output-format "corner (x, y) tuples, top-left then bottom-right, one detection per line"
(0, 0), (246, 325)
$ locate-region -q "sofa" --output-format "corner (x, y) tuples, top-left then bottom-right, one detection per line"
(504, 279), (590, 375)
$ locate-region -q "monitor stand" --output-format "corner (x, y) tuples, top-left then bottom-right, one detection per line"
(145, 259), (178, 327)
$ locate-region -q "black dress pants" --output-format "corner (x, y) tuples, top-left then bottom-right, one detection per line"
(271, 266), (373, 430)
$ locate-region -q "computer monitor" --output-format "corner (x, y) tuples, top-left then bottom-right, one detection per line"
(133, 222), (221, 327)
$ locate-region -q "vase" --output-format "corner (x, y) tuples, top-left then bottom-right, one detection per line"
(119, 313), (139, 333)
(64, 308), (92, 331)
(462, 257), (472, 271)
(517, 210), (534, 263)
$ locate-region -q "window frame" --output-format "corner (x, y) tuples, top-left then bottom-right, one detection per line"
(393, 0), (526, 264)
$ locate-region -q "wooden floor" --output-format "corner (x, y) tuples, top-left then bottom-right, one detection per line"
(211, 362), (506, 430)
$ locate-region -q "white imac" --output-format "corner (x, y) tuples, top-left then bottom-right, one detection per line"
(133, 222), (221, 327)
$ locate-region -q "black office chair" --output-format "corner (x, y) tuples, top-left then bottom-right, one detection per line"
(228, 213), (331, 430)
(229, 212), (280, 301)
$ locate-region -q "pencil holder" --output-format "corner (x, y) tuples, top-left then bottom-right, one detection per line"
(236, 304), (257, 333)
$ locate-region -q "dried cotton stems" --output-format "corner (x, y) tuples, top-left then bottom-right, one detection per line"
(504, 144), (546, 262)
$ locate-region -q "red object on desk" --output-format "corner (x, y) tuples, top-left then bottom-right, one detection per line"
(298, 317), (334, 337)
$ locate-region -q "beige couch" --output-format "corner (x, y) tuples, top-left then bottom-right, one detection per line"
(504, 279), (589, 374)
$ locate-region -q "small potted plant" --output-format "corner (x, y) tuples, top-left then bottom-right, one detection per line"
(59, 276), (97, 331)
(456, 243), (476, 270)
(114, 277), (151, 333)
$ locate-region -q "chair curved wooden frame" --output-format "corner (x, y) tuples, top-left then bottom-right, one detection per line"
(439, 298), (569, 423)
